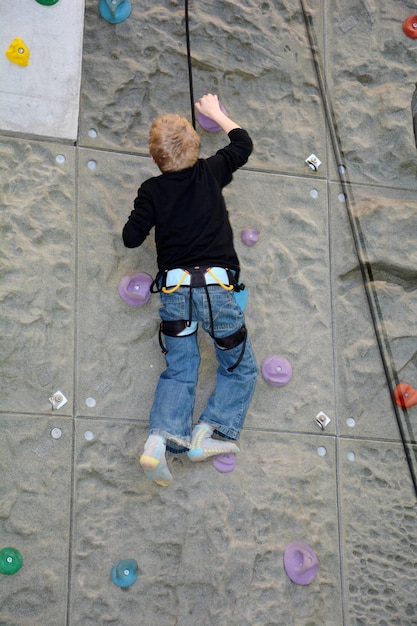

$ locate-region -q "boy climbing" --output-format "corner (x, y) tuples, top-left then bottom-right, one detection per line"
(123, 94), (258, 486)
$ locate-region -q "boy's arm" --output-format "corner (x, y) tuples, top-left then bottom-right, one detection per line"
(206, 128), (253, 187)
(123, 184), (154, 248)
(195, 94), (241, 134)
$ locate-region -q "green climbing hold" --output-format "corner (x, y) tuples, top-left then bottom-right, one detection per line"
(0, 547), (23, 575)
(35, 0), (60, 6)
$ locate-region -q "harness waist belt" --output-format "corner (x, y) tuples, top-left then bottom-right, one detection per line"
(165, 267), (230, 288)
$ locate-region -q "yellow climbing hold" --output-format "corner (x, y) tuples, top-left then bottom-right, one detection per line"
(6, 38), (30, 67)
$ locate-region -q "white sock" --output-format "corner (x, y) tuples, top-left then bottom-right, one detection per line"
(187, 424), (240, 462)
(139, 435), (173, 486)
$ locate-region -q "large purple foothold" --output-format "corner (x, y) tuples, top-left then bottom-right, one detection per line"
(197, 102), (228, 132)
(119, 272), (153, 306)
(283, 541), (320, 585)
(261, 355), (292, 387)
(211, 453), (236, 473)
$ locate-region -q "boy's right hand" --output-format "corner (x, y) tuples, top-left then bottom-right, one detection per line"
(195, 93), (222, 120)
(195, 94), (241, 133)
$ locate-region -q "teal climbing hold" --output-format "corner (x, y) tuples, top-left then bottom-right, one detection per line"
(99, 0), (132, 24)
(0, 547), (23, 575)
(111, 559), (138, 588)
(35, 0), (60, 5)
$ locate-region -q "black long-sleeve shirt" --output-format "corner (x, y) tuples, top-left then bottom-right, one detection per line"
(123, 128), (253, 273)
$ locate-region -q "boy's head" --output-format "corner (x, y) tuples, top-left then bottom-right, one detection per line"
(149, 114), (200, 173)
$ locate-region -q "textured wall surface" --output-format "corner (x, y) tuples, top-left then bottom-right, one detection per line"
(1, 1), (417, 625)
(0, 0), (85, 139)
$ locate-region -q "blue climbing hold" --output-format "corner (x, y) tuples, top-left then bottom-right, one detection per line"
(99, 0), (131, 24)
(233, 286), (248, 311)
(111, 559), (138, 588)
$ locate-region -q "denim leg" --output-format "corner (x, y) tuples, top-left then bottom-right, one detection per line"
(199, 335), (258, 439)
(149, 290), (200, 453)
(149, 332), (200, 452)
(197, 288), (258, 440)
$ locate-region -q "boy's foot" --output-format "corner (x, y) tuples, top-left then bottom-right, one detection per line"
(140, 435), (173, 486)
(187, 423), (240, 462)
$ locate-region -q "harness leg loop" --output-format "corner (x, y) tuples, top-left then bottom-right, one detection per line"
(158, 319), (198, 354)
(214, 325), (248, 372)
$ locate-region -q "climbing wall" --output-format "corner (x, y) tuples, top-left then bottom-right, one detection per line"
(1, 0), (417, 624)
(0, 0), (84, 139)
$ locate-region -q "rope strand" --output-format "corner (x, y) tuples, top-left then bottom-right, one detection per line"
(299, 0), (417, 500)
(184, 0), (196, 128)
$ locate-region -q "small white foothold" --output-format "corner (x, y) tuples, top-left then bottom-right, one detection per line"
(49, 391), (68, 410)
(314, 411), (331, 430)
(305, 154), (322, 171)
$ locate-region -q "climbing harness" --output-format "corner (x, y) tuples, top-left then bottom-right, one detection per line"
(206, 268), (234, 291)
(160, 266), (235, 292)
(153, 266), (247, 372)
(300, 0), (417, 499)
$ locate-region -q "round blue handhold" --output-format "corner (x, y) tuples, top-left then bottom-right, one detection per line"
(111, 559), (138, 588)
(99, 0), (132, 24)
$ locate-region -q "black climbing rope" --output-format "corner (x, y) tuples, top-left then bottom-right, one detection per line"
(300, 0), (417, 501)
(184, 0), (196, 128)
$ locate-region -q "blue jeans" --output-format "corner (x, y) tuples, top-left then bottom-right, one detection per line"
(149, 286), (258, 453)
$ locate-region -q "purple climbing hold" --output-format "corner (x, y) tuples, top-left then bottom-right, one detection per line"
(241, 228), (260, 246)
(197, 101), (228, 132)
(261, 355), (292, 387)
(119, 272), (153, 306)
(283, 541), (320, 585)
(212, 453), (236, 473)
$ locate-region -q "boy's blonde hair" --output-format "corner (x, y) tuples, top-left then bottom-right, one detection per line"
(149, 114), (200, 173)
